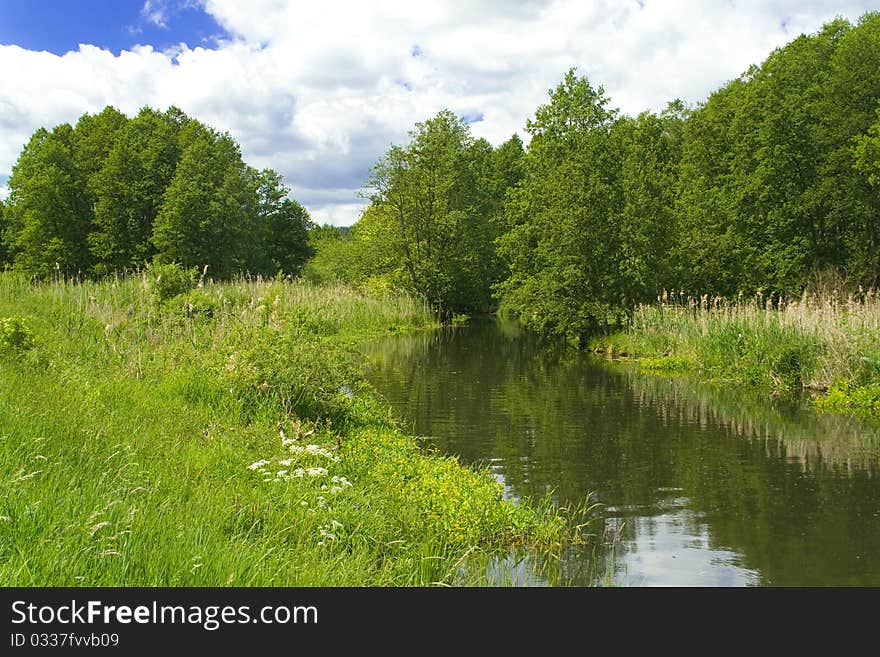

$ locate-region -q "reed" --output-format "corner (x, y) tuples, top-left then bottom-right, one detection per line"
(590, 289), (880, 414)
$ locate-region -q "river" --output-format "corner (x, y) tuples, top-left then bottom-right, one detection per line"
(362, 319), (880, 586)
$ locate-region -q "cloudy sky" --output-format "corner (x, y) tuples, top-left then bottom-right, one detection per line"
(0, 1), (874, 225)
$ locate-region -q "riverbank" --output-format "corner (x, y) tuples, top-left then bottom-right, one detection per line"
(0, 272), (573, 585)
(589, 291), (880, 416)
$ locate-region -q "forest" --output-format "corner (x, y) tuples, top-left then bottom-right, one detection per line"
(2, 14), (880, 340)
(0, 107), (312, 280)
(307, 14), (880, 336)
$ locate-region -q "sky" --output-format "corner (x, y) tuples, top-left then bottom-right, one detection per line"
(0, 1), (875, 225)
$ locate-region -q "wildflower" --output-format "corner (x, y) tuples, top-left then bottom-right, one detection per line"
(305, 467), (328, 477)
(276, 470), (288, 477)
(0, 515), (10, 522)
(300, 500), (309, 507)
(247, 459), (270, 471)
(278, 458), (294, 467)
(329, 486), (344, 495)
(330, 475), (352, 488)
(291, 468), (305, 478)
(330, 519), (343, 530)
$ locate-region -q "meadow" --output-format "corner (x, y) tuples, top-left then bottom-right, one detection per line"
(0, 269), (574, 586)
(590, 289), (880, 415)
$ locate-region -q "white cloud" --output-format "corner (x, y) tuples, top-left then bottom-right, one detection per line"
(0, 1), (875, 224)
(141, 1), (169, 29)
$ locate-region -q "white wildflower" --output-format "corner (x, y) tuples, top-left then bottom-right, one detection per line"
(330, 519), (343, 530)
(278, 458), (294, 467)
(247, 459), (270, 471)
(291, 468), (305, 478)
(330, 476), (352, 488)
(300, 500), (309, 507)
(288, 444), (339, 462)
(329, 486), (344, 495)
(305, 467), (328, 478)
(0, 515), (11, 522)
(276, 470), (288, 477)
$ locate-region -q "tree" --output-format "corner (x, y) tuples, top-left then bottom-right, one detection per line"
(152, 128), (259, 278)
(497, 69), (625, 339)
(3, 125), (92, 277)
(0, 198), (7, 267)
(252, 168), (314, 276)
(365, 110), (501, 315)
(89, 107), (185, 273)
(615, 105), (684, 305)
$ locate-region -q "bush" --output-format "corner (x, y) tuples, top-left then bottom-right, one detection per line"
(164, 289), (220, 319)
(0, 316), (35, 356)
(144, 262), (198, 303)
(218, 323), (358, 421)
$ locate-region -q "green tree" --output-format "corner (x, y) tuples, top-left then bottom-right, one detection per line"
(89, 107), (185, 273)
(3, 125), (92, 277)
(365, 110), (501, 315)
(816, 12), (880, 285)
(252, 168), (314, 276)
(614, 105), (684, 306)
(0, 197), (7, 267)
(497, 69), (626, 339)
(854, 107), (880, 186)
(71, 106), (129, 201)
(152, 127), (258, 278)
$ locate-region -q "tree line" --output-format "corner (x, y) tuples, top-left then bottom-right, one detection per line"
(3, 15), (879, 340)
(307, 14), (880, 337)
(0, 106), (312, 279)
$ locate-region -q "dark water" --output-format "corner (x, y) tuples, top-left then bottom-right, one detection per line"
(362, 319), (880, 586)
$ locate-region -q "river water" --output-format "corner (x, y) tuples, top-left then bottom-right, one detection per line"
(362, 319), (880, 586)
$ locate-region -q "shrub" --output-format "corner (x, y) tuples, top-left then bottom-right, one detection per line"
(164, 289), (220, 319)
(218, 323), (358, 421)
(0, 316), (35, 356)
(144, 262), (198, 303)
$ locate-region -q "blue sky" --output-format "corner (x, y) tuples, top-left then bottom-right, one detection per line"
(0, 1), (229, 55)
(0, 1), (876, 224)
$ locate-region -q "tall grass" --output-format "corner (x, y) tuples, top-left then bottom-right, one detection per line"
(590, 289), (880, 414)
(0, 272), (579, 586)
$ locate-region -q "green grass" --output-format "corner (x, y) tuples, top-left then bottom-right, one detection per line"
(590, 290), (880, 414)
(0, 272), (577, 585)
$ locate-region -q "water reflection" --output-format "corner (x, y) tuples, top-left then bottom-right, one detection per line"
(362, 319), (880, 586)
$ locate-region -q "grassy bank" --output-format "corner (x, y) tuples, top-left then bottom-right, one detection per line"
(0, 272), (574, 585)
(590, 291), (880, 415)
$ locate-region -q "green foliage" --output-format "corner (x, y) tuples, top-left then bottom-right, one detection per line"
(0, 316), (35, 356)
(163, 288), (220, 319)
(0, 198), (6, 266)
(217, 321), (357, 421)
(815, 381), (880, 414)
(497, 69), (630, 339)
(144, 261), (198, 303)
(151, 129), (257, 277)
(3, 105), (311, 280)
(3, 126), (92, 277)
(362, 110), (519, 317)
(89, 107), (183, 273)
(0, 272), (568, 585)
